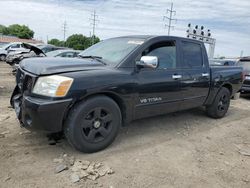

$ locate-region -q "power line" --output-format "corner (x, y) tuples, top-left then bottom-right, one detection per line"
(89, 10), (99, 45)
(163, 2), (177, 35)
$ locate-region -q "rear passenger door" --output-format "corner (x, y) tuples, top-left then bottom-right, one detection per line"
(179, 40), (210, 110)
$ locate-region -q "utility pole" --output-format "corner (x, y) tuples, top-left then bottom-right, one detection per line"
(62, 20), (67, 46)
(90, 10), (99, 45)
(240, 50), (244, 57)
(163, 2), (177, 35)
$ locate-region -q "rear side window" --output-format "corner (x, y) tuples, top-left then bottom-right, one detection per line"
(182, 41), (203, 68)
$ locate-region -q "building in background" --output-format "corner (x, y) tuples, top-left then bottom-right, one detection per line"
(0, 34), (43, 46)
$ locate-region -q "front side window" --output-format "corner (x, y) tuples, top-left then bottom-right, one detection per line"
(182, 41), (203, 68)
(143, 41), (176, 69)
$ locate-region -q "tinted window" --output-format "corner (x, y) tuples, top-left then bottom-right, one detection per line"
(182, 41), (203, 67)
(60, 52), (74, 57)
(144, 41), (176, 69)
(10, 44), (20, 48)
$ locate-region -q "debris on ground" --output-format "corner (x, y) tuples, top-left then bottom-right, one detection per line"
(53, 158), (64, 163)
(4, 176), (11, 182)
(0, 130), (10, 138)
(70, 159), (114, 182)
(70, 173), (80, 183)
(1, 130), (10, 135)
(219, 152), (224, 155)
(242, 175), (250, 183)
(0, 115), (10, 121)
(53, 154), (114, 183)
(234, 144), (250, 157)
(238, 149), (250, 156)
(55, 164), (68, 174)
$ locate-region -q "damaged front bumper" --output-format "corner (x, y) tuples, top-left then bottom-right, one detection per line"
(11, 88), (72, 132)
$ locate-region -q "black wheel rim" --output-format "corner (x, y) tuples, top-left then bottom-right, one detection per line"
(81, 107), (113, 143)
(218, 94), (229, 112)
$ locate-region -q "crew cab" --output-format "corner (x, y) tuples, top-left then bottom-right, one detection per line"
(11, 36), (243, 153)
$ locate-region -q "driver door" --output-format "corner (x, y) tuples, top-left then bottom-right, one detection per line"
(134, 40), (183, 119)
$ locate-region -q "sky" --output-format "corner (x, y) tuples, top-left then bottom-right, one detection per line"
(0, 0), (249, 57)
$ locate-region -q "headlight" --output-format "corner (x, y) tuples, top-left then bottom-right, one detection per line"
(32, 75), (73, 97)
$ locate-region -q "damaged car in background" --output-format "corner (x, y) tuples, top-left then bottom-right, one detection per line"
(0, 42), (27, 61)
(6, 43), (46, 66)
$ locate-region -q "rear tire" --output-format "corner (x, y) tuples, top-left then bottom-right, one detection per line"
(206, 87), (230, 118)
(64, 96), (121, 153)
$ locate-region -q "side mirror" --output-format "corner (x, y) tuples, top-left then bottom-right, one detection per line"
(136, 56), (158, 69)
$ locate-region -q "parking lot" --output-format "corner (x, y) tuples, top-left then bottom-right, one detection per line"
(0, 61), (250, 188)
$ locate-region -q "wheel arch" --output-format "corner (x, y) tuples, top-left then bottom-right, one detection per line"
(221, 83), (233, 96)
(64, 92), (128, 128)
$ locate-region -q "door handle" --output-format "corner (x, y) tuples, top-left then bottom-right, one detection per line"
(202, 73), (209, 77)
(172, 74), (182, 79)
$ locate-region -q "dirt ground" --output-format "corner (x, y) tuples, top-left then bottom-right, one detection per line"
(0, 61), (250, 188)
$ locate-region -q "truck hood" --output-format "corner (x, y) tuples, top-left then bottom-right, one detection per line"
(20, 57), (105, 75)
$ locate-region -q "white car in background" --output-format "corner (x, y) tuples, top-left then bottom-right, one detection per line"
(0, 42), (26, 61)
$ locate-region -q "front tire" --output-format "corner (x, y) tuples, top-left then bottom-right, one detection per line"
(64, 96), (121, 153)
(206, 87), (230, 118)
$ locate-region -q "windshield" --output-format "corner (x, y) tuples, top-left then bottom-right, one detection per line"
(79, 37), (145, 66)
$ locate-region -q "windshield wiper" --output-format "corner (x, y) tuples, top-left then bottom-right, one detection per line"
(78, 55), (107, 65)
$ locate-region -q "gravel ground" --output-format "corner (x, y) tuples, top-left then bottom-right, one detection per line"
(0, 61), (250, 188)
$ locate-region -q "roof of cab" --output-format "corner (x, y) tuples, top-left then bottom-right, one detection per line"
(114, 35), (203, 43)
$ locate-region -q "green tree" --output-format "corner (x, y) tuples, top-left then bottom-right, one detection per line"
(48, 34), (100, 50)
(91, 35), (100, 45)
(0, 25), (9, 35)
(65, 34), (100, 50)
(48, 38), (64, 47)
(7, 24), (34, 39)
(65, 34), (90, 50)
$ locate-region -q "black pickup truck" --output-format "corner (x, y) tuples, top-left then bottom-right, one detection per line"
(11, 36), (243, 153)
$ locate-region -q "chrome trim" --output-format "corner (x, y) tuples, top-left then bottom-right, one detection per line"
(172, 75), (182, 79)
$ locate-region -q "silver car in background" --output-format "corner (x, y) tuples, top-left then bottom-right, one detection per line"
(0, 42), (26, 61)
(46, 49), (81, 58)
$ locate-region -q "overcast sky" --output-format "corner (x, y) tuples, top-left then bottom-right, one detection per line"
(0, 0), (249, 57)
